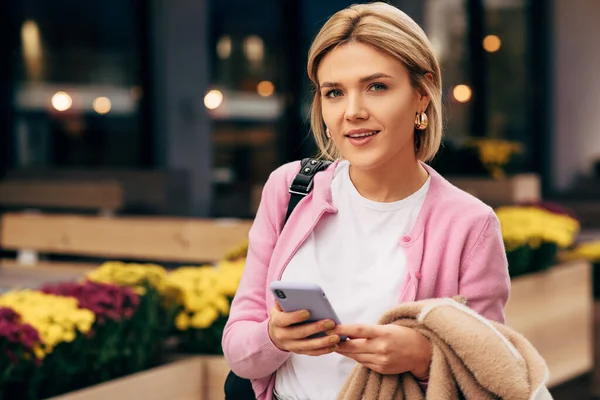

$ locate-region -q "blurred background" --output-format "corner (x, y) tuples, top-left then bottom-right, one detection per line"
(1, 0), (598, 218)
(0, 0), (599, 399)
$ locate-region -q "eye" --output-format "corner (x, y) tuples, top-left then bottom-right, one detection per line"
(369, 82), (388, 91)
(324, 89), (343, 98)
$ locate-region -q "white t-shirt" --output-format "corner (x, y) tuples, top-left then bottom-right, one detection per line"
(274, 160), (430, 400)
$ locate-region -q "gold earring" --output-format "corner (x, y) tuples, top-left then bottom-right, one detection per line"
(326, 128), (331, 138)
(415, 111), (428, 130)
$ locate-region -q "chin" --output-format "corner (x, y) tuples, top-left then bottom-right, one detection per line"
(343, 151), (388, 171)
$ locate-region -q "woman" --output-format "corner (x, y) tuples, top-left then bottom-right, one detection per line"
(222, 3), (510, 400)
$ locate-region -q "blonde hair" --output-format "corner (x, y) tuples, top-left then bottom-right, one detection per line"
(307, 2), (442, 162)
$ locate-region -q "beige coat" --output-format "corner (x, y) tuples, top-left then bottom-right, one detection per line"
(337, 297), (552, 400)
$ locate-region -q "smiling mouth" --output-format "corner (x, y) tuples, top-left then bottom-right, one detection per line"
(345, 130), (380, 138)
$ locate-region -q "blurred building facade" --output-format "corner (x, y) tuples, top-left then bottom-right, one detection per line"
(0, 0), (598, 218)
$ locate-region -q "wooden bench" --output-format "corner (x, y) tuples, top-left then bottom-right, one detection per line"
(0, 212), (252, 268)
(0, 262), (93, 293)
(0, 211), (252, 397)
(4, 168), (191, 216)
(0, 180), (124, 215)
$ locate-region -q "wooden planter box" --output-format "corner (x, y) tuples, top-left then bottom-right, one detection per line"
(46, 355), (231, 400)
(48, 261), (592, 398)
(203, 356), (232, 400)
(47, 356), (206, 400)
(447, 173), (541, 207)
(506, 259), (593, 387)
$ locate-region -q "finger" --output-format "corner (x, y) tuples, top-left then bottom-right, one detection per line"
(287, 334), (341, 353)
(272, 308), (311, 328)
(336, 351), (375, 365)
(275, 302), (283, 311)
(334, 324), (381, 339)
(335, 338), (373, 354)
(281, 319), (337, 340)
(298, 345), (340, 357)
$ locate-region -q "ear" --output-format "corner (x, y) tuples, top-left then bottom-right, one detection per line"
(417, 72), (434, 112)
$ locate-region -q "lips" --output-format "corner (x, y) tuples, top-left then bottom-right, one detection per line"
(344, 129), (381, 146)
(344, 129), (381, 138)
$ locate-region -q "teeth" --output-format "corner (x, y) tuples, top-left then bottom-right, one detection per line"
(349, 131), (378, 138)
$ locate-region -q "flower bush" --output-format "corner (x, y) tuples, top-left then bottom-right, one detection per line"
(40, 280), (143, 388)
(465, 138), (523, 179)
(495, 203), (580, 277)
(0, 291), (95, 398)
(562, 240), (600, 264)
(0, 307), (43, 399)
(0, 261), (176, 399)
(41, 280), (139, 324)
(86, 261), (168, 295)
(164, 258), (245, 353)
(86, 262), (175, 372)
(0, 291), (95, 358)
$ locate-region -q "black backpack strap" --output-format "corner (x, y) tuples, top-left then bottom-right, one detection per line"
(284, 158), (332, 225)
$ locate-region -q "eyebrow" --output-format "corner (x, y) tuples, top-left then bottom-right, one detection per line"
(319, 73), (394, 89)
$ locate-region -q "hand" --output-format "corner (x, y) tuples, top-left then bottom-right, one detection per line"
(333, 324), (431, 379)
(268, 303), (342, 356)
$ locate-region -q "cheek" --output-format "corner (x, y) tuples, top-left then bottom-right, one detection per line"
(321, 102), (345, 126)
(379, 100), (417, 132)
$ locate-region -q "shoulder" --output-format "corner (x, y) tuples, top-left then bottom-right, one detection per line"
(261, 161), (302, 199)
(423, 168), (505, 264)
(268, 160), (303, 185)
(263, 159), (337, 198)
(425, 166), (497, 230)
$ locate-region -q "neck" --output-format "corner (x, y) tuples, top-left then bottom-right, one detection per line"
(348, 154), (429, 203)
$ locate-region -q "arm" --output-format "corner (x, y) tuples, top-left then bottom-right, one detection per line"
(221, 172), (291, 379)
(459, 211), (510, 323)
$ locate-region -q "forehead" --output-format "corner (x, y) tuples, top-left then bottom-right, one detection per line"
(317, 42), (406, 84)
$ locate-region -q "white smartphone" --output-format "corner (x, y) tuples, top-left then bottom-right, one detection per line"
(269, 281), (347, 340)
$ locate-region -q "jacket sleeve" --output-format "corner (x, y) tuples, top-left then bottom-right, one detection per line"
(459, 211), (510, 324)
(221, 170), (291, 379)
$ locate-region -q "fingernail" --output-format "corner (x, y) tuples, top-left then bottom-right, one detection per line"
(323, 321), (335, 330)
(325, 330), (335, 335)
(329, 336), (339, 344)
(330, 345), (338, 352)
(301, 310), (310, 320)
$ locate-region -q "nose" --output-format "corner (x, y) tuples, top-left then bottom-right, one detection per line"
(344, 92), (369, 121)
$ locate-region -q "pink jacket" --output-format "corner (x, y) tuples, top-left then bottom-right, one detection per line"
(222, 160), (511, 400)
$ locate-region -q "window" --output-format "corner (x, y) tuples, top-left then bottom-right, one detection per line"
(11, 0), (149, 168)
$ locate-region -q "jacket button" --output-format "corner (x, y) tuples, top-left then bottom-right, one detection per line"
(416, 272), (422, 279)
(402, 236), (411, 243)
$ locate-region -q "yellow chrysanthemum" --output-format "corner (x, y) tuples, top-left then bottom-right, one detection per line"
(190, 307), (219, 329)
(0, 290), (95, 358)
(175, 312), (190, 331)
(87, 261), (167, 294)
(163, 258), (246, 330)
(563, 240), (600, 263)
(466, 138), (523, 179)
(495, 206), (579, 250)
(224, 240), (249, 261)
